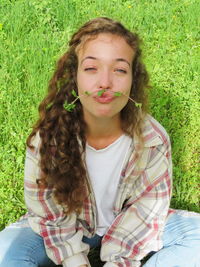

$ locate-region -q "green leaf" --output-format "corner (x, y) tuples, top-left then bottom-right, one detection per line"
(46, 103), (53, 109)
(97, 89), (106, 96)
(63, 102), (76, 111)
(84, 91), (91, 96)
(72, 89), (78, 97)
(114, 91), (122, 97)
(135, 102), (142, 108)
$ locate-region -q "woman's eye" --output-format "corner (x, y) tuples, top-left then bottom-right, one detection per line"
(115, 69), (127, 74)
(84, 67), (96, 71)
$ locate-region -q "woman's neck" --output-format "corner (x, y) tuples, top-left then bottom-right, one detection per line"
(85, 114), (124, 150)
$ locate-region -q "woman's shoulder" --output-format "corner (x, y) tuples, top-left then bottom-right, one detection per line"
(26, 131), (41, 157)
(142, 114), (171, 148)
(30, 131), (41, 147)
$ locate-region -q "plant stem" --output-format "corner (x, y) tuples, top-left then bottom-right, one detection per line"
(63, 90), (142, 111)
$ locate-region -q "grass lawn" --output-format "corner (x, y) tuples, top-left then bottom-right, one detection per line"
(0, 0), (199, 234)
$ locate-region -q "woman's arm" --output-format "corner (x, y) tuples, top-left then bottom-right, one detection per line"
(24, 133), (91, 267)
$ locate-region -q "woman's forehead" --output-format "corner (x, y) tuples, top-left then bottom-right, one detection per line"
(77, 33), (135, 61)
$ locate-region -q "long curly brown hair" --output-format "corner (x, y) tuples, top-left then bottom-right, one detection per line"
(27, 17), (150, 214)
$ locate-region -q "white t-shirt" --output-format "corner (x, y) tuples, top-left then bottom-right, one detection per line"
(85, 134), (132, 236)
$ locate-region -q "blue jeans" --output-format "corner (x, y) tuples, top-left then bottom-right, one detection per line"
(143, 211), (200, 267)
(0, 211), (200, 267)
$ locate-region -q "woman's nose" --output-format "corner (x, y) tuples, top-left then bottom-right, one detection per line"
(98, 70), (113, 89)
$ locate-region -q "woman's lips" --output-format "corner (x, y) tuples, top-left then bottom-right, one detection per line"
(93, 90), (115, 104)
(94, 95), (114, 103)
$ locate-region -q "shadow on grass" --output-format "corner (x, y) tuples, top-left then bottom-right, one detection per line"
(170, 198), (200, 213)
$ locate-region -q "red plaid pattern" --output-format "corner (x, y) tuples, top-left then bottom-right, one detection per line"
(23, 115), (173, 267)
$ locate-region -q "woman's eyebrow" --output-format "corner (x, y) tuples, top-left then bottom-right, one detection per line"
(81, 56), (130, 67)
(81, 56), (97, 64)
(115, 58), (130, 67)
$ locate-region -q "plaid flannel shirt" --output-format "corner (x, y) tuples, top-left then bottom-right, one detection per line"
(23, 115), (172, 267)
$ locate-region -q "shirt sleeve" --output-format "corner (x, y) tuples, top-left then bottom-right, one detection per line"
(24, 135), (91, 267)
(101, 134), (172, 267)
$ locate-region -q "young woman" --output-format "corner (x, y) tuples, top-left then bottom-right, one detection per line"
(0, 17), (199, 267)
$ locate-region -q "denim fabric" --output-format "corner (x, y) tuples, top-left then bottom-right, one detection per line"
(0, 213), (200, 267)
(82, 234), (102, 249)
(143, 212), (200, 267)
(0, 220), (56, 267)
(0, 219), (101, 267)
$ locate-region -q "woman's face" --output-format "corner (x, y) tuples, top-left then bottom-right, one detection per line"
(76, 33), (134, 121)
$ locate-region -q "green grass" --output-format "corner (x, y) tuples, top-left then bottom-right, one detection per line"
(0, 0), (199, 232)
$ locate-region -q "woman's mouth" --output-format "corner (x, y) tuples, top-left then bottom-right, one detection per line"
(93, 90), (115, 104)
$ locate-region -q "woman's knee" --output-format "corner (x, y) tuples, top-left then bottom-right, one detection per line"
(0, 222), (49, 266)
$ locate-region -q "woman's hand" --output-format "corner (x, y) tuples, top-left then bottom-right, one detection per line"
(78, 265), (88, 267)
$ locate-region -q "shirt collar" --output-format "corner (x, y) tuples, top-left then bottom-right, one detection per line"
(134, 115), (166, 148)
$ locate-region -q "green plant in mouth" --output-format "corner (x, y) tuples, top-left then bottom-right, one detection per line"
(46, 89), (141, 111)
(62, 89), (142, 111)
(63, 90), (91, 112)
(97, 89), (106, 96)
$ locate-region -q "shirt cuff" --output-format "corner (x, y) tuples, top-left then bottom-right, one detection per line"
(104, 261), (141, 267)
(63, 252), (91, 267)
(103, 262), (118, 267)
